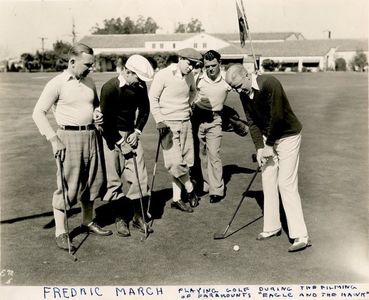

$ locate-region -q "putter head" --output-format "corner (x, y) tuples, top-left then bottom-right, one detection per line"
(70, 254), (78, 262)
(213, 232), (226, 240)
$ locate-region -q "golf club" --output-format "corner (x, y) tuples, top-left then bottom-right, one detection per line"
(146, 135), (161, 219)
(131, 152), (149, 240)
(57, 156), (78, 262)
(213, 155), (260, 240)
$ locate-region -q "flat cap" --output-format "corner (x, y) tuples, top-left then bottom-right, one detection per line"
(177, 48), (203, 63)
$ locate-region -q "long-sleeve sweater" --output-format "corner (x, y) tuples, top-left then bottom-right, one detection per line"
(240, 74), (302, 149)
(100, 76), (150, 149)
(149, 63), (196, 123)
(32, 70), (99, 140)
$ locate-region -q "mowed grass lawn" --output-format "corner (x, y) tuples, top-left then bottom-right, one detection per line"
(0, 71), (368, 286)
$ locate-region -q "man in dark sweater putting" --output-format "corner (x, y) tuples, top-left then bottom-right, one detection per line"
(225, 64), (310, 252)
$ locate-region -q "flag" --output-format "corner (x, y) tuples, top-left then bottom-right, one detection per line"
(236, 0), (249, 47)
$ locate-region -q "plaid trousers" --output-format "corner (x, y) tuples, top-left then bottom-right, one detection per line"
(52, 129), (105, 210)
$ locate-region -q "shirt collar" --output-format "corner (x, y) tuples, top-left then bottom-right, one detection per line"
(118, 74), (127, 87)
(62, 70), (76, 81)
(248, 73), (260, 99)
(62, 69), (90, 83)
(170, 63), (184, 78)
(251, 73), (260, 91)
(199, 70), (223, 83)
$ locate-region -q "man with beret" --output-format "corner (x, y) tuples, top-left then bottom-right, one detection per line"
(32, 43), (112, 252)
(225, 64), (310, 252)
(100, 54), (154, 236)
(149, 48), (202, 213)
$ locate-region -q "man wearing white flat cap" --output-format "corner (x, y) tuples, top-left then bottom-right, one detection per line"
(100, 54), (154, 237)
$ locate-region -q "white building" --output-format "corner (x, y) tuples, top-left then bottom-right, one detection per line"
(78, 32), (367, 72)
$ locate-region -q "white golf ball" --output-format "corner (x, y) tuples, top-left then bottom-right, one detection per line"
(233, 245), (240, 251)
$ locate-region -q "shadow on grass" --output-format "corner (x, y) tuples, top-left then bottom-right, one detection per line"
(191, 164), (257, 197)
(93, 188), (173, 227)
(0, 207), (81, 229)
(147, 188), (173, 220)
(231, 190), (290, 239)
(223, 164), (256, 186)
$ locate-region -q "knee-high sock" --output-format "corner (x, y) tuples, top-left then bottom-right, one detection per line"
(172, 180), (182, 202)
(53, 208), (66, 237)
(177, 173), (194, 193)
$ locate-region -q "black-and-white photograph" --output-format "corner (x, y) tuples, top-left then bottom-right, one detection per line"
(0, 0), (368, 299)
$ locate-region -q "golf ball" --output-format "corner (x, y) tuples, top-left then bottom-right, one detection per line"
(233, 245), (240, 251)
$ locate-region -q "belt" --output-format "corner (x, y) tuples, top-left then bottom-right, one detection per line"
(59, 124), (95, 131)
(193, 106), (221, 122)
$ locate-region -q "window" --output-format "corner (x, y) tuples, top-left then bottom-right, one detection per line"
(193, 43), (198, 49)
(173, 43), (176, 49)
(160, 43), (164, 49)
(202, 43), (207, 49)
(152, 43), (156, 49)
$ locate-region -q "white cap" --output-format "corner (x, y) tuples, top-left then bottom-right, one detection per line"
(125, 55), (154, 81)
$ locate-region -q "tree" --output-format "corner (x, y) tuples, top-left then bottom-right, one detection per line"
(122, 17), (135, 34)
(53, 40), (72, 57)
(335, 57), (346, 71)
(20, 53), (35, 72)
(174, 18), (204, 33)
(350, 49), (367, 71)
(143, 17), (159, 34)
(91, 16), (159, 34)
(175, 23), (187, 33)
(50, 40), (71, 71)
(186, 18), (204, 33)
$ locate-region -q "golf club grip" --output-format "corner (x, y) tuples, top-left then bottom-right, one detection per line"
(252, 153), (257, 162)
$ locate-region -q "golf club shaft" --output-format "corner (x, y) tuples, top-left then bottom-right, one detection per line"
(147, 136), (161, 218)
(57, 156), (74, 258)
(218, 166), (260, 238)
(132, 153), (148, 239)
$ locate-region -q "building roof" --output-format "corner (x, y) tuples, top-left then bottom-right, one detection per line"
(213, 32), (304, 41)
(79, 33), (199, 48)
(79, 32), (305, 49)
(230, 39), (368, 57)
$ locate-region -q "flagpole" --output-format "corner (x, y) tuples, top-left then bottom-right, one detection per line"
(239, 0), (258, 71)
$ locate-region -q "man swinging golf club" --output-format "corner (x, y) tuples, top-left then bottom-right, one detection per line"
(100, 54), (154, 237)
(225, 64), (310, 252)
(32, 43), (112, 252)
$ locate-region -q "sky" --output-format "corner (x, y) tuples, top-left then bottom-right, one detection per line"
(0, 0), (368, 59)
